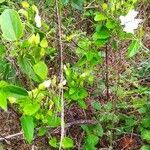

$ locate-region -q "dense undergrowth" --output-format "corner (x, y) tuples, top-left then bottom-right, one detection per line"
(0, 0), (149, 149)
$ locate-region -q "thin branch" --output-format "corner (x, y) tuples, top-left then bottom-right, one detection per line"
(55, 0), (65, 150)
(51, 119), (97, 134)
(0, 132), (23, 141)
(66, 119), (97, 127)
(0, 119), (97, 142)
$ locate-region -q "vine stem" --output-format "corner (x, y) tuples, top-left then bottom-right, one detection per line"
(55, 0), (65, 149)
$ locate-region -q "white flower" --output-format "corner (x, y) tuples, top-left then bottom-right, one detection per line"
(62, 80), (67, 85)
(119, 10), (142, 34)
(43, 80), (51, 88)
(35, 11), (41, 28)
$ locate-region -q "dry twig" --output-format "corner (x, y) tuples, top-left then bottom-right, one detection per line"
(55, 0), (65, 149)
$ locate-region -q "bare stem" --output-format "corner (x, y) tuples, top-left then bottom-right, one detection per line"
(55, 0), (65, 149)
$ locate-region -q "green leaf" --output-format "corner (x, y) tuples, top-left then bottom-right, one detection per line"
(125, 117), (135, 127)
(141, 130), (150, 142)
(62, 0), (69, 5)
(95, 39), (108, 47)
(140, 145), (150, 150)
(78, 100), (87, 109)
(0, 44), (6, 58)
(38, 127), (47, 136)
(104, 102), (113, 111)
(23, 103), (40, 115)
(94, 13), (107, 21)
(82, 124), (103, 137)
(86, 52), (94, 61)
(62, 137), (74, 149)
(71, 0), (84, 10)
(106, 19), (116, 29)
(3, 85), (28, 98)
(93, 27), (110, 40)
(40, 38), (48, 48)
(85, 134), (99, 146)
(0, 9), (24, 41)
(70, 88), (88, 101)
(0, 0), (5, 3)
(94, 124), (103, 137)
(21, 115), (34, 143)
(49, 137), (58, 148)
(141, 117), (150, 128)
(92, 101), (101, 110)
(69, 87), (76, 95)
(78, 88), (88, 99)
(33, 61), (48, 80)
(18, 55), (41, 83)
(47, 116), (61, 127)
(0, 80), (8, 88)
(0, 90), (7, 110)
(128, 40), (140, 58)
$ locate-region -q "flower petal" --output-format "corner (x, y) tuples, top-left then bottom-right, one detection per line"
(127, 10), (138, 20)
(35, 12), (41, 28)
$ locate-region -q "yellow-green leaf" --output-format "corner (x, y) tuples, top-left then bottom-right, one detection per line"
(0, 0), (5, 3)
(40, 38), (48, 48)
(33, 61), (48, 80)
(0, 90), (7, 110)
(94, 13), (107, 21)
(62, 137), (74, 149)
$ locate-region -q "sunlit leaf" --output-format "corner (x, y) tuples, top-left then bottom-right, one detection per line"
(0, 90), (7, 110)
(38, 127), (47, 136)
(49, 137), (58, 148)
(3, 85), (28, 97)
(33, 61), (48, 80)
(62, 137), (74, 149)
(94, 13), (107, 21)
(23, 103), (40, 115)
(140, 145), (150, 150)
(0, 9), (24, 41)
(106, 19), (116, 29)
(141, 129), (150, 142)
(0, 0), (5, 3)
(40, 38), (48, 48)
